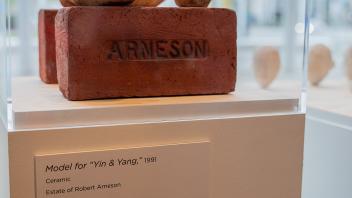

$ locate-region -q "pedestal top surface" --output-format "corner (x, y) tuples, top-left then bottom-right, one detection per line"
(11, 77), (300, 130)
(307, 80), (352, 125)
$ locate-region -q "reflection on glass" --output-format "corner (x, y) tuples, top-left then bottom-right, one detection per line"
(5, 0), (308, 106)
(310, 0), (352, 82)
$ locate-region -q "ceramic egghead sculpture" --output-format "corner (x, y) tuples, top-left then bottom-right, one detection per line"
(131, 0), (164, 6)
(308, 44), (334, 86)
(345, 47), (352, 91)
(60, 0), (134, 6)
(345, 47), (352, 80)
(60, 0), (210, 7)
(253, 46), (281, 89)
(175, 0), (211, 7)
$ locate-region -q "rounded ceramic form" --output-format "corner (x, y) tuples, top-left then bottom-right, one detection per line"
(175, 0), (211, 7)
(344, 47), (352, 92)
(131, 0), (164, 6)
(308, 44), (334, 86)
(345, 47), (352, 80)
(60, 0), (134, 6)
(253, 46), (281, 89)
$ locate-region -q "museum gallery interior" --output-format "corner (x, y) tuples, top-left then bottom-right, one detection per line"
(1, 0), (352, 198)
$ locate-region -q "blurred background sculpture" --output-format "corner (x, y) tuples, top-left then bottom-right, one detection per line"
(345, 47), (352, 91)
(253, 46), (281, 89)
(308, 44), (334, 86)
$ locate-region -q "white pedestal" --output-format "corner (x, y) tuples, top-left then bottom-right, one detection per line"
(303, 81), (352, 198)
(11, 77), (300, 130)
(3, 77), (305, 198)
(0, 122), (9, 198)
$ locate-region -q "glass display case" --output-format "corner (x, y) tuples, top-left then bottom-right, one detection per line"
(0, 0), (8, 127)
(1, 1), (309, 198)
(303, 1), (352, 198)
(307, 0), (352, 114)
(0, 0), (310, 131)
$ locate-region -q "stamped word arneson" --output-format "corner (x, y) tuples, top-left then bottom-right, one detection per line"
(107, 39), (209, 61)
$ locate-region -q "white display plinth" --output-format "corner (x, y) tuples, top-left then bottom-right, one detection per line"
(11, 77), (300, 130)
(303, 81), (352, 198)
(307, 80), (352, 119)
(0, 122), (9, 198)
(2, 77), (305, 198)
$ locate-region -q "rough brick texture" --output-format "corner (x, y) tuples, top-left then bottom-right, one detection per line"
(39, 9), (58, 84)
(56, 7), (237, 101)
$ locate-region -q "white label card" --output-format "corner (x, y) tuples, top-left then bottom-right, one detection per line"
(35, 141), (210, 198)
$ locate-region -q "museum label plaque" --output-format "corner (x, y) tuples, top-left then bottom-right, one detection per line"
(35, 141), (210, 198)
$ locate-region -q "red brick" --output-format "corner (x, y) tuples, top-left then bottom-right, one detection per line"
(39, 9), (58, 84)
(56, 7), (237, 101)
